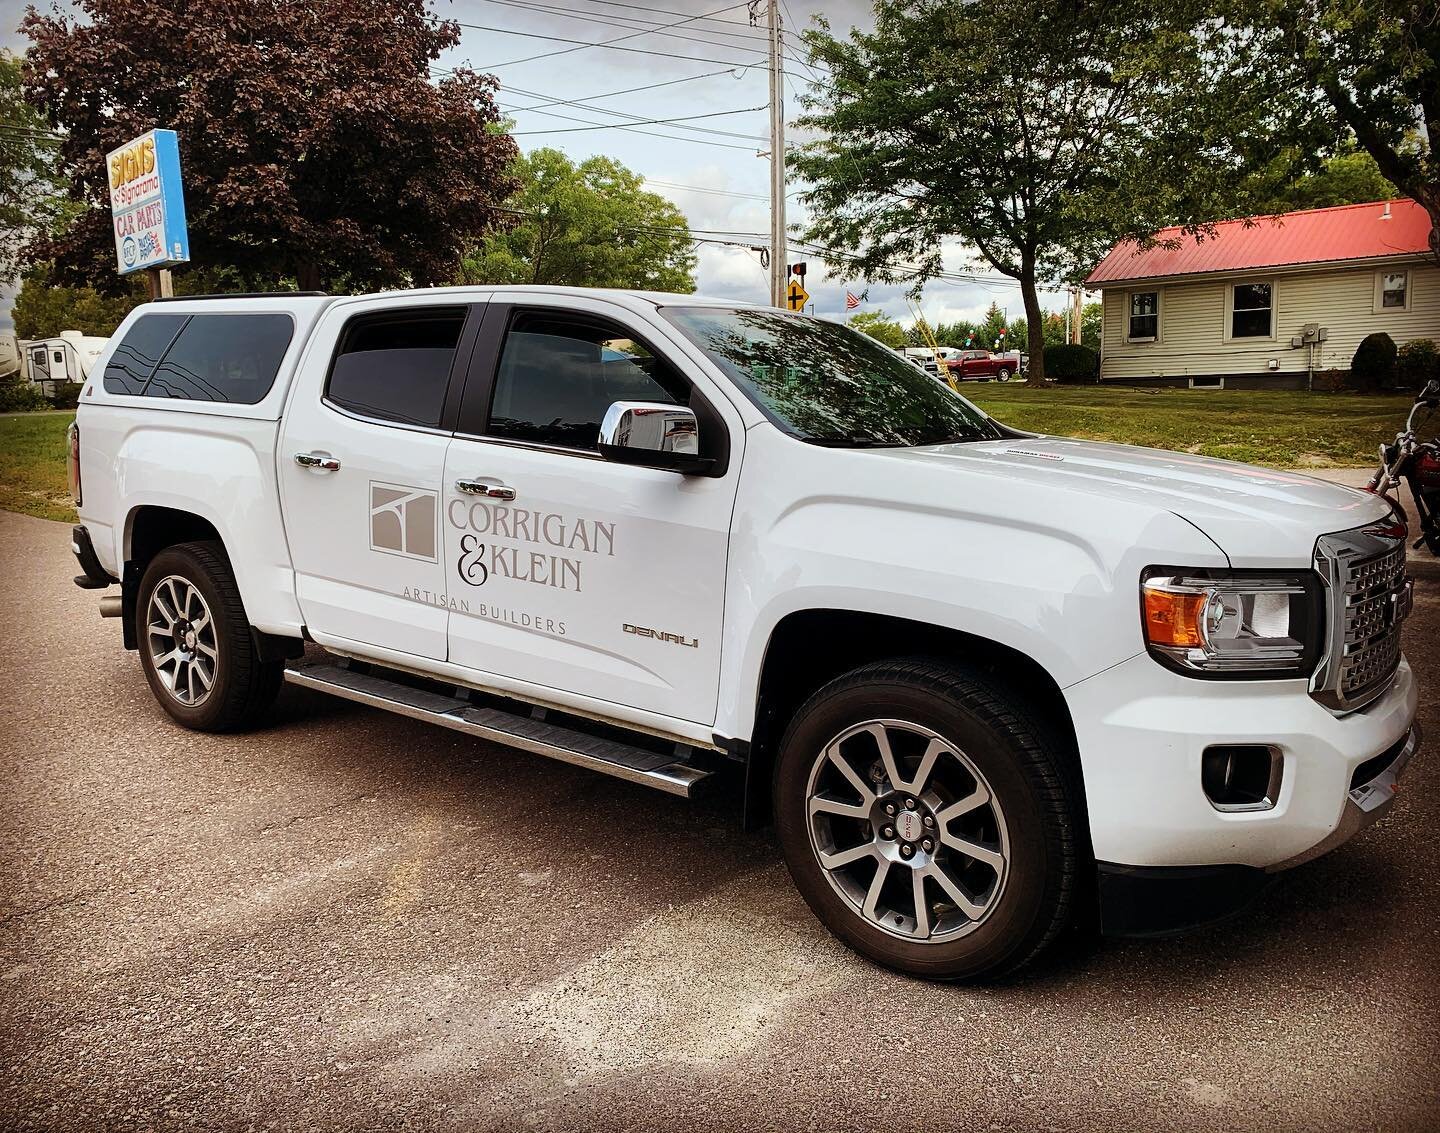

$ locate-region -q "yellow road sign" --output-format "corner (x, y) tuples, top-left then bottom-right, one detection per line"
(786, 279), (809, 311)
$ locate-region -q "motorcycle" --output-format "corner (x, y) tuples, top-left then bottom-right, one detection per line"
(1367, 377), (1440, 555)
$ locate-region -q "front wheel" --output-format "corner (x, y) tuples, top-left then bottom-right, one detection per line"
(136, 541), (283, 732)
(774, 660), (1083, 980)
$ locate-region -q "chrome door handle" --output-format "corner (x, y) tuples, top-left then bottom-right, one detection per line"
(455, 478), (516, 501)
(294, 452), (341, 471)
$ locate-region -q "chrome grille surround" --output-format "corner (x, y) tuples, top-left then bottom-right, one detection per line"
(1311, 524), (1410, 714)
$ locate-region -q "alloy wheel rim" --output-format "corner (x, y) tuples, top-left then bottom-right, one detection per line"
(805, 719), (1010, 943)
(146, 575), (218, 707)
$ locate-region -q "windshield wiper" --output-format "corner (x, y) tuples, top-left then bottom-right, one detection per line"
(804, 435), (900, 448)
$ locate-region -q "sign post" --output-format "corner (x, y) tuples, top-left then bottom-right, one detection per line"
(106, 129), (189, 297)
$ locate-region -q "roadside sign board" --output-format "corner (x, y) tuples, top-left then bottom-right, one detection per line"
(106, 128), (190, 275)
(786, 279), (809, 311)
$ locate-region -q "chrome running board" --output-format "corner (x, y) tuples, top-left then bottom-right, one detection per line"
(283, 661), (714, 798)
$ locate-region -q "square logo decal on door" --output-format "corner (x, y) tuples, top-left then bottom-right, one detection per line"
(369, 482), (438, 562)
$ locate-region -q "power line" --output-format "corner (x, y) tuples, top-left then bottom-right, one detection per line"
(480, 1), (756, 70)
(503, 82), (766, 140)
(509, 103), (768, 137)
(498, 100), (764, 151)
(644, 178), (770, 201)
(461, 0), (770, 52)
(495, 68), (746, 113)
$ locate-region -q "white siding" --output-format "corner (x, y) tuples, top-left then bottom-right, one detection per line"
(1098, 260), (1440, 381)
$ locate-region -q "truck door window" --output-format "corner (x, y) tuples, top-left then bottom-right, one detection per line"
(326, 307), (465, 428)
(144, 313), (294, 403)
(102, 313), (187, 394)
(487, 312), (684, 450)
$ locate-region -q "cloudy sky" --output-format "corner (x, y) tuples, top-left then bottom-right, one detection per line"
(1, 0), (1065, 333)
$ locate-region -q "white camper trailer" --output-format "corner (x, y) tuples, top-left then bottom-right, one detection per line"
(18, 331), (108, 398)
(0, 333), (19, 383)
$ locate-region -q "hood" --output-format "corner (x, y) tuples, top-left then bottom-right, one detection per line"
(893, 435), (1390, 566)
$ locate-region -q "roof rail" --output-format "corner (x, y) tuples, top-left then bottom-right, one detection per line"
(152, 291), (329, 302)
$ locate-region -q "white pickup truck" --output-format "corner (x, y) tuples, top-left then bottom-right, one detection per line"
(69, 287), (1421, 980)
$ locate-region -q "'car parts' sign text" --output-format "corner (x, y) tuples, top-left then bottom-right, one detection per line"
(106, 129), (190, 275)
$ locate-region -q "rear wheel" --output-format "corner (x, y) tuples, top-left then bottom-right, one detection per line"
(996, 367), (1011, 382)
(136, 542), (282, 732)
(774, 660), (1082, 980)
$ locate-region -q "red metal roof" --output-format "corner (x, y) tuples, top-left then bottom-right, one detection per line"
(1085, 199), (1433, 287)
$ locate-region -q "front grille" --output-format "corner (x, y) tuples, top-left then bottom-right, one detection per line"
(1312, 526), (1409, 713)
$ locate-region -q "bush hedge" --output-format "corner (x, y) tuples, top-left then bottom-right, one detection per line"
(1397, 338), (1439, 388)
(1045, 343), (1099, 382)
(0, 382), (49, 413)
(1351, 332), (1398, 390)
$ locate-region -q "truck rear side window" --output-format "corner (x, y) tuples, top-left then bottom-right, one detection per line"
(326, 308), (464, 429)
(102, 314), (186, 394)
(144, 313), (294, 403)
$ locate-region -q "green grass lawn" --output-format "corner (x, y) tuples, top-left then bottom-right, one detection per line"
(0, 388), (1411, 524)
(966, 385), (1410, 468)
(0, 411), (76, 523)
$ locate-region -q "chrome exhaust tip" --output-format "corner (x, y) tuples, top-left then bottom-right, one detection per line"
(99, 595), (123, 618)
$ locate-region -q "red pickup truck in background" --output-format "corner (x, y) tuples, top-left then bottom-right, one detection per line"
(946, 350), (1023, 382)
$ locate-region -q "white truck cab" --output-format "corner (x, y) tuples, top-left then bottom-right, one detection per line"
(68, 288), (1421, 980)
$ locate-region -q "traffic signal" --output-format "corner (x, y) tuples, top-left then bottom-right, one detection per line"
(790, 262), (807, 278)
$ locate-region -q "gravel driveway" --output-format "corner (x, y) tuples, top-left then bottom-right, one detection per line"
(2, 508), (1437, 1132)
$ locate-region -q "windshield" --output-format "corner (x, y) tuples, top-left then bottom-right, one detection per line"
(660, 306), (1003, 447)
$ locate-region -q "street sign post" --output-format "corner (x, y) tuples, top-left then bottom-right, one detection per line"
(786, 279), (809, 312)
(106, 128), (189, 297)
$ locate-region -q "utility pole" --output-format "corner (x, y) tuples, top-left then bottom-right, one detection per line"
(766, 0), (787, 308)
(1072, 285), (1083, 345)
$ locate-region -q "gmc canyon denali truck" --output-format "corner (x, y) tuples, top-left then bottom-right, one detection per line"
(69, 288), (1420, 980)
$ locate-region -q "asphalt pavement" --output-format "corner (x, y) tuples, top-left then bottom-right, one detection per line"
(2, 507), (1438, 1132)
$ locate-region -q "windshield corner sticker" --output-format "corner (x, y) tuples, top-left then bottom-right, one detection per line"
(370, 482), (438, 562)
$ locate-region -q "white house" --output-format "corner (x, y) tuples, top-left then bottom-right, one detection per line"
(1085, 199), (1437, 388)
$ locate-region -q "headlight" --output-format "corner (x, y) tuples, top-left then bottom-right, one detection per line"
(1140, 568), (1322, 677)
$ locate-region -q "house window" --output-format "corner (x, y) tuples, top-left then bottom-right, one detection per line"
(1128, 291), (1159, 341)
(1377, 270), (1409, 311)
(1230, 282), (1272, 338)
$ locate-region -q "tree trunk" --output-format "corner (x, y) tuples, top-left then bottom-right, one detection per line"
(1020, 269), (1045, 385)
(296, 261), (322, 292)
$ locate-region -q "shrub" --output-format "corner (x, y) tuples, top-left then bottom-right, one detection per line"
(1351, 332), (1398, 390)
(1045, 343), (1099, 382)
(1397, 338), (1439, 388)
(0, 382), (49, 412)
(50, 381), (83, 410)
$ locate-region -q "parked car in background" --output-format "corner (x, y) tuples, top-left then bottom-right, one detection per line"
(902, 346), (960, 375)
(947, 349), (1018, 382)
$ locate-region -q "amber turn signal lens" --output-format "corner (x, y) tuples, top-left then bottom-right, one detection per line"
(1143, 586), (1205, 647)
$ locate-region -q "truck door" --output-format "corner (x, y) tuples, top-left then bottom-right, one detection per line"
(440, 299), (743, 725)
(278, 297), (482, 661)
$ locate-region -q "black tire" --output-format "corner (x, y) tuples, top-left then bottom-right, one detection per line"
(996, 367), (1011, 382)
(774, 659), (1082, 981)
(136, 541), (283, 732)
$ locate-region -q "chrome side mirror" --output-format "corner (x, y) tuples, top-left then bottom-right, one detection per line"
(597, 401), (714, 474)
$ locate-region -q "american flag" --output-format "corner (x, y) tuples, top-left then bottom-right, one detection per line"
(844, 290), (861, 310)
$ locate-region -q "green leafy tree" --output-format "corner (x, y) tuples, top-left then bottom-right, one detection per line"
(1208, 1), (1437, 258)
(1081, 302), (1102, 352)
(11, 263), (143, 338)
(20, 0), (518, 292)
(847, 310), (907, 350)
(1, 50), (71, 282)
(462, 148), (696, 291)
(792, 0), (1280, 381)
(1256, 144), (1400, 214)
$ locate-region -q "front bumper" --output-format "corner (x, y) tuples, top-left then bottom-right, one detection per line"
(1065, 651), (1419, 871)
